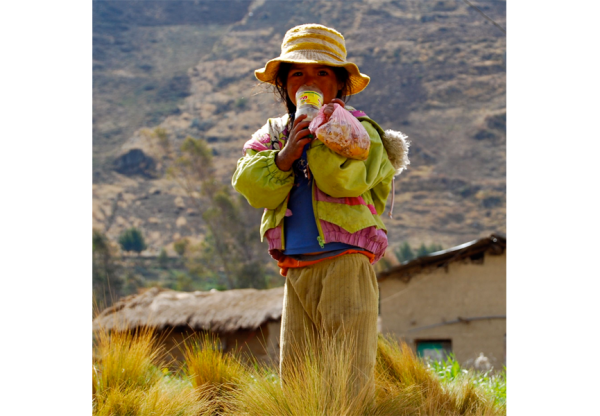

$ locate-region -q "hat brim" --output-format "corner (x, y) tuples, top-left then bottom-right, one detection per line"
(255, 51), (370, 95)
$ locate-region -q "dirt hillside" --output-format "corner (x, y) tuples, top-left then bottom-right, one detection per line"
(93, 0), (506, 254)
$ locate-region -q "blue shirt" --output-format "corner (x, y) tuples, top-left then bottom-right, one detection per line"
(283, 145), (357, 255)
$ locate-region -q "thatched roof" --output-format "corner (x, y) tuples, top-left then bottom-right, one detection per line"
(378, 234), (506, 282)
(93, 286), (284, 333)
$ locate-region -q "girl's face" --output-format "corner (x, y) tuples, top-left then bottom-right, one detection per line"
(286, 63), (343, 106)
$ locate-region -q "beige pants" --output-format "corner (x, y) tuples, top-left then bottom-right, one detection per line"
(280, 253), (379, 399)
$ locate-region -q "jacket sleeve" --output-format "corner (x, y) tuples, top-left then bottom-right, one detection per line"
(232, 149), (295, 210)
(307, 120), (395, 201)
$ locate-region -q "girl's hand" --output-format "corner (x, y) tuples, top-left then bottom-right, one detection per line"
(322, 98), (345, 122)
(275, 114), (313, 172)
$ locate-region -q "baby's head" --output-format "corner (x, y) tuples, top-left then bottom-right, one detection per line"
(254, 23), (370, 116)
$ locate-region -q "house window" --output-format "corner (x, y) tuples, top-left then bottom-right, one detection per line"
(415, 339), (452, 361)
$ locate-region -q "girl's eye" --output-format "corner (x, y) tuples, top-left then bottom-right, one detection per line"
(292, 71), (303, 77)
(318, 70), (329, 76)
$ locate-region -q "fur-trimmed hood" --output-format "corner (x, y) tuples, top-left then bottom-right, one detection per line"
(382, 129), (410, 176)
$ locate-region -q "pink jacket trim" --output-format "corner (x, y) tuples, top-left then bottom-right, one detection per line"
(242, 133), (270, 154)
(264, 220), (387, 264)
(349, 109), (367, 118)
(314, 187), (378, 214)
(320, 220), (388, 263)
(265, 227), (284, 260)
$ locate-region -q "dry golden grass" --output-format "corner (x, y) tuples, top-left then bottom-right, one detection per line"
(227, 334), (503, 416)
(93, 326), (162, 393)
(94, 380), (211, 416)
(92, 326), (504, 416)
(182, 332), (247, 412)
(229, 333), (376, 416)
(93, 326), (214, 416)
(374, 335), (501, 416)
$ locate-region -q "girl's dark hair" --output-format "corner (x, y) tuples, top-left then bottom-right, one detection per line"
(270, 62), (352, 124)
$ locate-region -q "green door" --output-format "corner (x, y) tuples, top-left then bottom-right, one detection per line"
(416, 340), (452, 361)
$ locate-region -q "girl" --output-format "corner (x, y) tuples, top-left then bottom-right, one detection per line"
(232, 23), (409, 399)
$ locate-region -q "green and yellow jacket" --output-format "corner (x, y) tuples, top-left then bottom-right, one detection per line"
(232, 107), (409, 263)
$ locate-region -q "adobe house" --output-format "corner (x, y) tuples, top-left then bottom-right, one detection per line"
(377, 234), (506, 370)
(93, 286), (284, 365)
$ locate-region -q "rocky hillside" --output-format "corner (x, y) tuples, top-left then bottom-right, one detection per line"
(92, 0), (506, 254)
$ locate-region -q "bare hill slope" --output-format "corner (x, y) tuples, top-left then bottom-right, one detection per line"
(93, 0), (506, 254)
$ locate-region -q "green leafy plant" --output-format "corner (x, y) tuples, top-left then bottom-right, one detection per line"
(118, 227), (148, 255)
(426, 354), (507, 409)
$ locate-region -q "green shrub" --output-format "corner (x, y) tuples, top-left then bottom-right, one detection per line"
(118, 227), (147, 255)
(157, 248), (169, 268)
(395, 241), (415, 263)
(174, 238), (189, 257)
(395, 242), (444, 263)
(235, 97), (247, 109)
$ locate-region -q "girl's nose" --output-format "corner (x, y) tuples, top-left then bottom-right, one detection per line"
(304, 75), (316, 85)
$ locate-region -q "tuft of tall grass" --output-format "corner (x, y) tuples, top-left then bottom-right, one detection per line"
(375, 335), (502, 416)
(230, 332), (376, 416)
(94, 379), (211, 416)
(93, 326), (163, 393)
(182, 332), (247, 410)
(93, 325), (214, 416)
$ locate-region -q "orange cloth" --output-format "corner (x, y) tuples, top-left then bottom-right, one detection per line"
(278, 249), (375, 277)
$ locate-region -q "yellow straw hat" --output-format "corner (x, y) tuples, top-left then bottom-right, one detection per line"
(255, 23), (370, 95)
